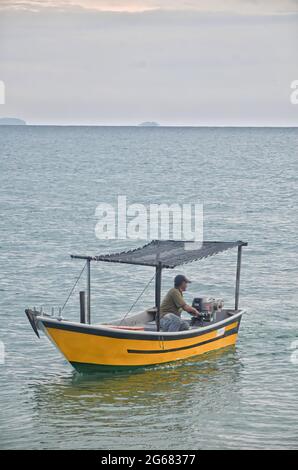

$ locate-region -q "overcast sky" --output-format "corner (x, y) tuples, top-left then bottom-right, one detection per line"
(0, 0), (297, 125)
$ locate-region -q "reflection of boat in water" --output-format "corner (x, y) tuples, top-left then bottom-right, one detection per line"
(25, 240), (247, 373)
(28, 349), (242, 450)
(32, 349), (241, 406)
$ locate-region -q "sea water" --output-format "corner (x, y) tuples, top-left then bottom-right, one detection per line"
(0, 126), (297, 449)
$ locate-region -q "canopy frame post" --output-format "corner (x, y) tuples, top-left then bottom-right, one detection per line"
(79, 291), (86, 324)
(155, 261), (162, 331)
(87, 259), (91, 324)
(235, 245), (242, 311)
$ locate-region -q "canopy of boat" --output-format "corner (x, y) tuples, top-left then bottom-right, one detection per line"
(71, 240), (247, 268)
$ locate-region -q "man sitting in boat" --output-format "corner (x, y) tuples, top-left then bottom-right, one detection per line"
(159, 274), (200, 331)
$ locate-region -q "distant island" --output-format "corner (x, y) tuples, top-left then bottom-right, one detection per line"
(0, 117), (26, 125)
(138, 121), (160, 127)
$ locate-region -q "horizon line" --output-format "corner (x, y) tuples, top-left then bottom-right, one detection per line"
(1, 123), (297, 128)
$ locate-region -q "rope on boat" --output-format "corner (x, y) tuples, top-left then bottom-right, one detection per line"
(120, 272), (156, 324)
(61, 261), (87, 312)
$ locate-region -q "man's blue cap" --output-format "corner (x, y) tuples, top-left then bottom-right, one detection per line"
(174, 274), (191, 287)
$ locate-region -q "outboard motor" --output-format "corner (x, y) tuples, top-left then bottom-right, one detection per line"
(192, 297), (224, 323)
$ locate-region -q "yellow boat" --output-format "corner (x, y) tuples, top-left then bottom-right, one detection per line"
(25, 240), (247, 373)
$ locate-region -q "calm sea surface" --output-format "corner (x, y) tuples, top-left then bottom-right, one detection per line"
(0, 126), (297, 449)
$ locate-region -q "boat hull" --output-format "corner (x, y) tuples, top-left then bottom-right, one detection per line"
(33, 311), (243, 372)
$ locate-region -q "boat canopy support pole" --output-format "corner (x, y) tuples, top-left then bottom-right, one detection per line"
(87, 259), (91, 324)
(80, 291), (86, 323)
(235, 245), (242, 311)
(155, 262), (162, 331)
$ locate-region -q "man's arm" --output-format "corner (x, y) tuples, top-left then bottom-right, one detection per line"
(182, 303), (200, 316)
(171, 289), (200, 317)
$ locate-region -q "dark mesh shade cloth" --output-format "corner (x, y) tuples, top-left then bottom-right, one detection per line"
(72, 240), (247, 268)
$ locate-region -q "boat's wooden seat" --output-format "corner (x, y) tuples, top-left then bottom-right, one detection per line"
(101, 308), (156, 328)
(144, 322), (157, 331)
